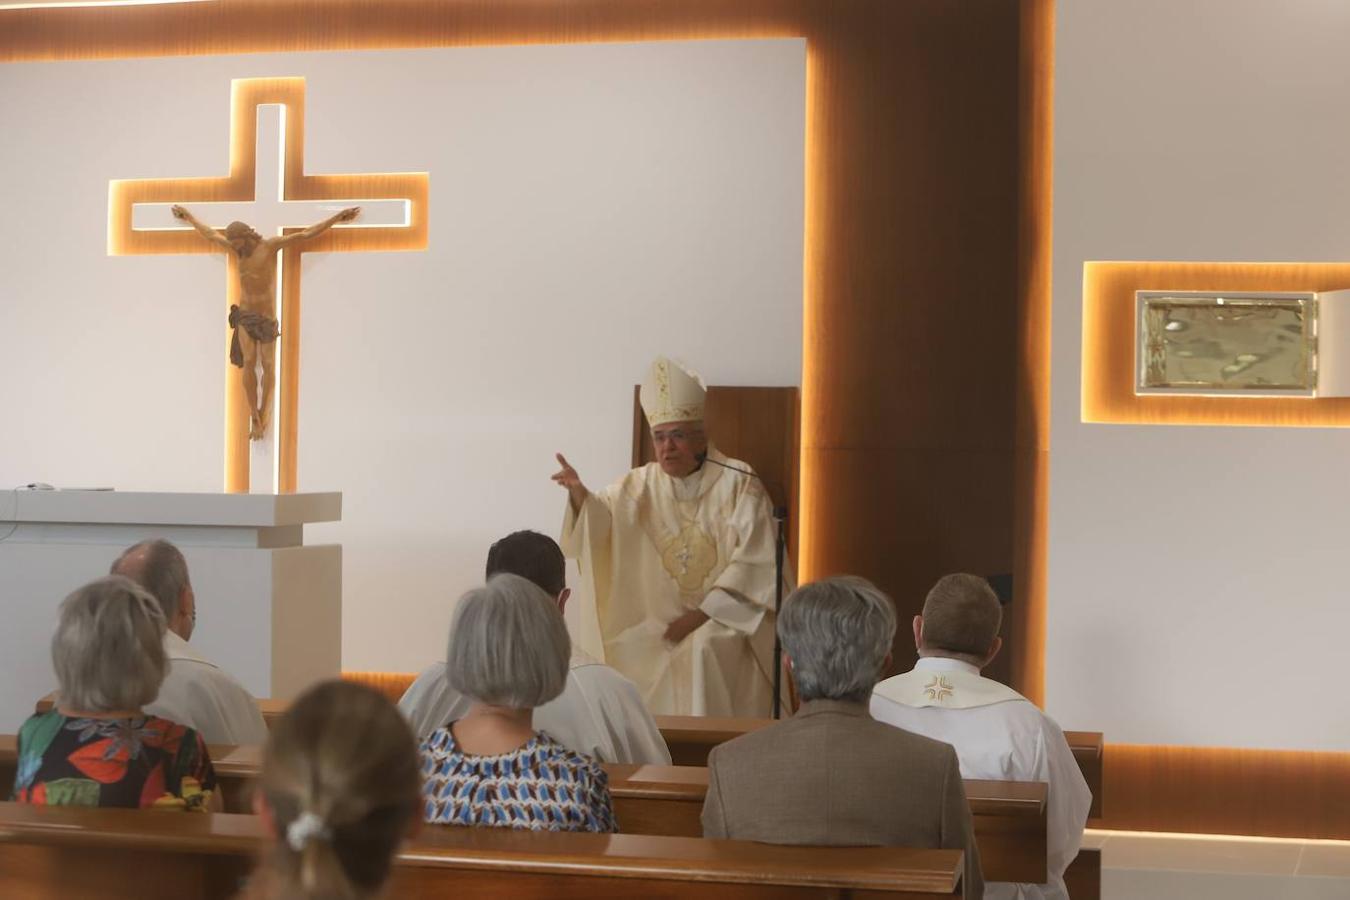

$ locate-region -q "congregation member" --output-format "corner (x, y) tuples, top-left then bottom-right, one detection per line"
(555, 355), (785, 717)
(871, 574), (1091, 900)
(701, 576), (984, 899)
(11, 576), (218, 810)
(399, 530), (670, 764)
(111, 539), (268, 745)
(239, 680), (421, 900)
(420, 573), (615, 832)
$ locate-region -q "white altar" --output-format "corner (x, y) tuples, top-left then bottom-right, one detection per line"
(0, 490), (341, 731)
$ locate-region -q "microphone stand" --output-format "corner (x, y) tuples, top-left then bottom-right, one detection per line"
(771, 504), (787, 720)
(698, 453), (790, 719)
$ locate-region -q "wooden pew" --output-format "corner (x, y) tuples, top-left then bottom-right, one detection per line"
(30, 696), (1106, 819)
(0, 737), (1042, 884)
(656, 716), (1106, 819)
(0, 802), (965, 899)
(607, 764), (1049, 884)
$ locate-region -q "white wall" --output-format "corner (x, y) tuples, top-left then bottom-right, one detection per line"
(0, 41), (805, 674)
(1048, 1), (1350, 751)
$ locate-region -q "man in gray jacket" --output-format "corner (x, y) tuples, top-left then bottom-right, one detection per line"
(701, 575), (983, 899)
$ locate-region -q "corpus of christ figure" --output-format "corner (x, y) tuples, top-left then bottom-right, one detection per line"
(171, 204), (360, 440)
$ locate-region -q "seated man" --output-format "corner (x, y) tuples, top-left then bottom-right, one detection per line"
(871, 574), (1091, 900)
(399, 530), (671, 765)
(110, 540), (268, 745)
(701, 576), (983, 900)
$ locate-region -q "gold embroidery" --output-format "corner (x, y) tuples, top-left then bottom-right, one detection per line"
(660, 523), (718, 593)
(923, 675), (955, 702)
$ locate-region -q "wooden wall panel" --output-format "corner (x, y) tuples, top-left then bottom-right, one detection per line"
(795, 1), (1023, 679)
(1013, 0), (1055, 705)
(1099, 744), (1350, 840)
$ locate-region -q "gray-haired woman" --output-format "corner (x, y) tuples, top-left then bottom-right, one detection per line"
(11, 575), (218, 810)
(419, 573), (615, 832)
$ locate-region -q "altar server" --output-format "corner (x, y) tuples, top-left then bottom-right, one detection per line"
(554, 356), (785, 716)
(111, 540), (268, 745)
(399, 530), (670, 765)
(871, 574), (1091, 900)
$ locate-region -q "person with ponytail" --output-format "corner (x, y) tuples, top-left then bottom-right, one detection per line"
(239, 680), (422, 900)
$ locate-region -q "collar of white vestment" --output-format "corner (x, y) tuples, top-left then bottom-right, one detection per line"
(872, 656), (1026, 710)
(162, 630), (220, 669)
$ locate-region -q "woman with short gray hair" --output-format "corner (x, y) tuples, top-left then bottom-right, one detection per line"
(11, 575), (217, 811)
(420, 573), (614, 832)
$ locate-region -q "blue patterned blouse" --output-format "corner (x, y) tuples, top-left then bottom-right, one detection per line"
(420, 727), (616, 832)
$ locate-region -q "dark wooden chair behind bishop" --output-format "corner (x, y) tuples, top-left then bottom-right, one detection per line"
(632, 384), (800, 561)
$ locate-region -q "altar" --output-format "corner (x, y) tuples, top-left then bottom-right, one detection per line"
(0, 490), (341, 730)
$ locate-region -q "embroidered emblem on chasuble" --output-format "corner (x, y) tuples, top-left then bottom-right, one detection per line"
(661, 524), (718, 593)
(923, 675), (955, 703)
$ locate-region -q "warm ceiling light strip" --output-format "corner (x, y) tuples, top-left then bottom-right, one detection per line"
(1082, 261), (1350, 427)
(0, 0), (211, 9)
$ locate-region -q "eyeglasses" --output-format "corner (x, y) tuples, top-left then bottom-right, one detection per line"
(651, 428), (703, 445)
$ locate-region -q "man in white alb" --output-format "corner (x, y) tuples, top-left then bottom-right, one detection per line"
(397, 530), (671, 764)
(110, 540), (268, 745)
(553, 356), (784, 717)
(870, 574), (1091, 900)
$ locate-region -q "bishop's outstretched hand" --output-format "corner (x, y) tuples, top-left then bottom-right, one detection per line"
(552, 453), (590, 512)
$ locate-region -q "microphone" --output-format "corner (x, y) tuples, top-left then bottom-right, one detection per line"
(696, 452), (787, 519)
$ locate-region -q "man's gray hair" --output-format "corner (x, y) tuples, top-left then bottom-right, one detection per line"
(444, 573), (570, 709)
(778, 576), (897, 704)
(110, 539), (190, 622)
(52, 575), (168, 712)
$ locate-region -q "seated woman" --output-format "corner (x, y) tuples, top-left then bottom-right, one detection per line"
(11, 575), (216, 810)
(420, 573), (615, 832)
(239, 680), (422, 900)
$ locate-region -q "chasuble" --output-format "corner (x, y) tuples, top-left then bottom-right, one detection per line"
(561, 446), (784, 717)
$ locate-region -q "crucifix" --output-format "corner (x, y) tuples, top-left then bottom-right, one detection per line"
(109, 77), (429, 493)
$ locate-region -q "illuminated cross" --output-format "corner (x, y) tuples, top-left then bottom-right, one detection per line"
(109, 77), (429, 493)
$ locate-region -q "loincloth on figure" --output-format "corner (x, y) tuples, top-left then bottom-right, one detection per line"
(228, 304), (280, 368)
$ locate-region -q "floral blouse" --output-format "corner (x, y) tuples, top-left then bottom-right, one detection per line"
(10, 711), (216, 810)
(420, 728), (615, 832)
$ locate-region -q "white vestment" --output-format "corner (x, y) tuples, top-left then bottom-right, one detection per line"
(870, 657), (1091, 900)
(560, 447), (785, 717)
(396, 649), (672, 765)
(145, 631), (268, 746)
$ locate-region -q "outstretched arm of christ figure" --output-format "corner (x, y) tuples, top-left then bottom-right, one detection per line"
(272, 206), (361, 249)
(171, 205), (233, 251)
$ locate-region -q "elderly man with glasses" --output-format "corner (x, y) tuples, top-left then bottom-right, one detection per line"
(552, 356), (786, 717)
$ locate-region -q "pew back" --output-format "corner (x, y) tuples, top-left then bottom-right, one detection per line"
(0, 802), (964, 899)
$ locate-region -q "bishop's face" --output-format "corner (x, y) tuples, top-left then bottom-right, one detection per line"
(652, 420), (707, 478)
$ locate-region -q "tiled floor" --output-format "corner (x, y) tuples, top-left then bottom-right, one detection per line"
(1087, 829), (1350, 899)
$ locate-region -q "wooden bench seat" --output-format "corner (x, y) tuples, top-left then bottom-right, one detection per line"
(0, 801), (965, 899)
